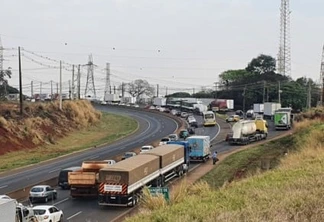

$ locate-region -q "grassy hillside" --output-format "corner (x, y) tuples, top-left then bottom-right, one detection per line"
(127, 109), (324, 222)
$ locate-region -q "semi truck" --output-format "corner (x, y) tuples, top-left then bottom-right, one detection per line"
(187, 136), (211, 162)
(167, 140), (191, 173)
(98, 144), (186, 207)
(68, 161), (111, 198)
(274, 110), (292, 130)
(264, 102), (281, 118)
(228, 120), (267, 145)
(0, 199), (37, 222)
(210, 99), (234, 112)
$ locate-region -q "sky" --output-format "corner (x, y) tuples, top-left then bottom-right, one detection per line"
(1, 0), (324, 98)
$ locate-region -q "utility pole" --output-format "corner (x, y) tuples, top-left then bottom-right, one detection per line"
(31, 81), (34, 98)
(263, 81), (266, 103)
(18, 46), (23, 115)
(192, 88), (195, 95)
(104, 63), (111, 101)
(214, 82), (218, 99)
(113, 85), (116, 94)
(278, 81), (282, 104)
(56, 83), (58, 95)
(165, 87), (168, 96)
(50, 80), (53, 100)
(77, 64), (81, 99)
(40, 82), (42, 95)
(156, 84), (159, 97)
(68, 80), (71, 99)
(71, 65), (75, 100)
(59, 60), (62, 110)
(307, 81), (312, 109)
(243, 85), (246, 113)
(121, 82), (125, 101)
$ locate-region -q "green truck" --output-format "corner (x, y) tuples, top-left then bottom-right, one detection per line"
(274, 110), (292, 130)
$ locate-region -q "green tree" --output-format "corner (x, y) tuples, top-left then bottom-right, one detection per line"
(246, 54), (276, 75)
(219, 69), (253, 84)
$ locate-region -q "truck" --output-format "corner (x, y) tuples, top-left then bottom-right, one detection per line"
(68, 161), (111, 198)
(0, 199), (37, 222)
(228, 120), (267, 145)
(253, 103), (264, 114)
(167, 141), (191, 174)
(210, 99), (234, 112)
(264, 102), (281, 118)
(98, 144), (186, 207)
(153, 97), (167, 107)
(274, 110), (292, 130)
(104, 94), (120, 102)
(193, 104), (208, 115)
(187, 136), (211, 162)
(98, 154), (160, 207)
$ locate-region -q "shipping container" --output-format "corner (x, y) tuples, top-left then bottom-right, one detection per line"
(264, 102), (281, 117)
(253, 103), (264, 113)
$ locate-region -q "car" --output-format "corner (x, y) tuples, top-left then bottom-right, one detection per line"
(171, 109), (178, 116)
(29, 185), (57, 203)
(179, 129), (189, 139)
(140, 145), (154, 153)
(103, 159), (116, 165)
(0, 195), (18, 204)
(121, 152), (137, 160)
(33, 205), (63, 222)
(168, 134), (178, 141)
(181, 112), (189, 118)
(159, 137), (171, 145)
(100, 101), (107, 105)
(226, 115), (240, 123)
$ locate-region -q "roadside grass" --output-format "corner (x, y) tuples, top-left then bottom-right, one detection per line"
(0, 113), (138, 171)
(126, 119), (324, 222)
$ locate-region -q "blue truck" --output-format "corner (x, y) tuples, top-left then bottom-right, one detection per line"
(187, 136), (211, 162)
(167, 140), (190, 173)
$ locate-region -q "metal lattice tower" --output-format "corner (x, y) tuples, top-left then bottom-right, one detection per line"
(320, 45), (324, 106)
(104, 63), (111, 101)
(277, 0), (291, 76)
(0, 36), (4, 79)
(84, 54), (96, 99)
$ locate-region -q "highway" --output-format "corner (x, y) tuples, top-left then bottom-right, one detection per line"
(1, 106), (285, 222)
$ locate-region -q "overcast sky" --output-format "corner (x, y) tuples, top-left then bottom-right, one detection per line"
(1, 0), (324, 97)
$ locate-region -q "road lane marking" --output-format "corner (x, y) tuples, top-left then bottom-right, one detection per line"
(67, 211), (82, 220)
(54, 197), (69, 205)
(48, 169), (60, 174)
(212, 122), (221, 141)
(0, 185), (8, 189)
(89, 155), (99, 160)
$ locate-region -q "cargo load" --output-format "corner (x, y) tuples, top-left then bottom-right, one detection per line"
(229, 120), (267, 145)
(187, 136), (211, 162)
(264, 102), (281, 117)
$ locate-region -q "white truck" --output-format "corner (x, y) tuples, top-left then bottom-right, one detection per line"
(104, 94), (120, 102)
(187, 136), (211, 162)
(253, 103), (264, 114)
(153, 97), (167, 107)
(0, 199), (37, 222)
(264, 102), (281, 118)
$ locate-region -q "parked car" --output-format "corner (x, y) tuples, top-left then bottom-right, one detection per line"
(168, 134), (178, 141)
(140, 145), (154, 153)
(226, 115), (240, 123)
(33, 205), (63, 222)
(159, 137), (171, 145)
(121, 152), (137, 160)
(29, 185), (57, 203)
(181, 112), (189, 118)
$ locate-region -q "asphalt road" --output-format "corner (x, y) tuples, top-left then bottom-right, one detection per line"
(1, 106), (286, 222)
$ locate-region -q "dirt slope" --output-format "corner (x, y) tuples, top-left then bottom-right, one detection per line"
(0, 100), (101, 155)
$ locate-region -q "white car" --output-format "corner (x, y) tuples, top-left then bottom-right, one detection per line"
(159, 137), (170, 146)
(140, 145), (154, 153)
(0, 195), (18, 204)
(33, 205), (63, 222)
(103, 160), (116, 165)
(168, 134), (178, 141)
(29, 185), (57, 203)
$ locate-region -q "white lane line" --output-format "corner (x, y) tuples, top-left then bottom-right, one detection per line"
(48, 169), (60, 174)
(67, 211), (82, 220)
(211, 122), (221, 141)
(0, 185), (8, 189)
(89, 155), (99, 160)
(54, 197), (69, 205)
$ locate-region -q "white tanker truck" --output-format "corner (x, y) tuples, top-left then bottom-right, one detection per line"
(228, 120), (268, 145)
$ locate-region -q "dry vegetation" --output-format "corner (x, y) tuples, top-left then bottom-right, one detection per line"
(0, 100), (101, 155)
(127, 107), (324, 222)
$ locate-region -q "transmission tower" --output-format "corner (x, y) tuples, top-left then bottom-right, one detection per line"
(104, 63), (111, 101)
(84, 54), (96, 99)
(320, 45), (324, 106)
(277, 0), (291, 76)
(0, 36), (4, 76)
